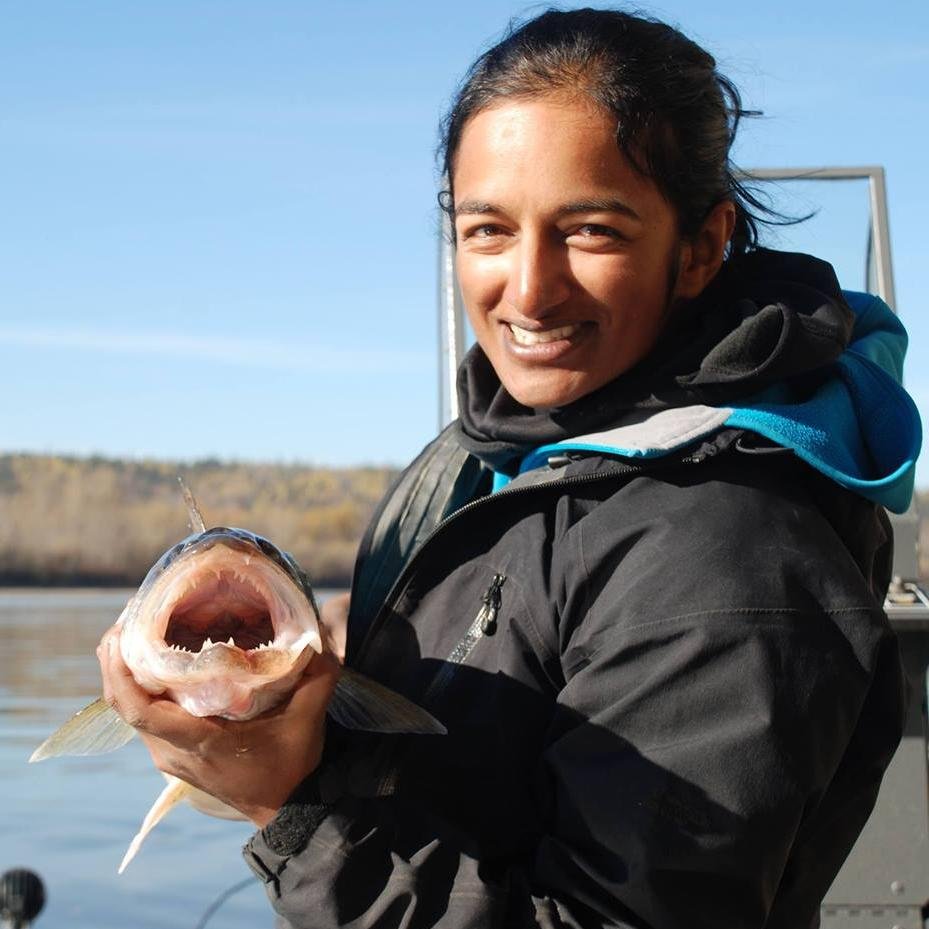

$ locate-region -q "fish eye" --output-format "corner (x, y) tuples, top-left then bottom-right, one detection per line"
(280, 550), (303, 578)
(162, 541), (186, 566)
(254, 536), (282, 560)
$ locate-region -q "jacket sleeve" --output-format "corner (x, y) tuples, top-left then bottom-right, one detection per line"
(242, 590), (903, 929)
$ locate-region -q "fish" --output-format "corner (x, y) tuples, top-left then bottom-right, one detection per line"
(30, 481), (444, 873)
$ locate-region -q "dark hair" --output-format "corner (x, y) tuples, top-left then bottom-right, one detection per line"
(439, 7), (783, 256)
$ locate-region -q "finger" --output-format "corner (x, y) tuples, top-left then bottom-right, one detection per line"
(114, 598), (133, 628)
(278, 650), (340, 715)
(95, 624), (120, 663)
(98, 628), (222, 747)
(303, 648), (342, 691)
(241, 651), (340, 732)
(319, 592), (350, 663)
(97, 626), (132, 706)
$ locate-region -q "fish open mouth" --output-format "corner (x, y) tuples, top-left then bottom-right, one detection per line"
(163, 568), (275, 653)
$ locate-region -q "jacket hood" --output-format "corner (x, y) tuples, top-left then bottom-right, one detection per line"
(455, 249), (921, 512)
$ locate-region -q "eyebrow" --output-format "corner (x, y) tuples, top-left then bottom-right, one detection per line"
(453, 200), (500, 217)
(453, 197), (642, 222)
(559, 198), (642, 221)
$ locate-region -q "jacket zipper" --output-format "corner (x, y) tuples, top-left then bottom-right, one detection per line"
(353, 460), (653, 668)
(478, 573), (506, 636)
(422, 573), (507, 704)
(357, 452), (709, 798)
(356, 445), (722, 670)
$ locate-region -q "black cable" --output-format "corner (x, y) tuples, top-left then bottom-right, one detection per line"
(192, 876), (257, 929)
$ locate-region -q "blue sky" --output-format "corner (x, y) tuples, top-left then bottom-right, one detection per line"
(2, 0), (928, 484)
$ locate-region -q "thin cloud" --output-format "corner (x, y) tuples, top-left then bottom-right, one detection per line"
(0, 326), (430, 374)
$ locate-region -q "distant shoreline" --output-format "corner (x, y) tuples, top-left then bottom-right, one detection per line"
(0, 453), (394, 591)
(4, 454), (927, 584)
(0, 571), (353, 589)
(0, 585), (348, 598)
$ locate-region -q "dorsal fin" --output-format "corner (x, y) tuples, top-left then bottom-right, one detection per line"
(177, 477), (206, 534)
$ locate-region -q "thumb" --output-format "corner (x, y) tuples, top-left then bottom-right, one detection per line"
(288, 650), (342, 711)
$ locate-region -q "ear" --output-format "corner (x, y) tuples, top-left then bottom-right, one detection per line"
(673, 200), (737, 300)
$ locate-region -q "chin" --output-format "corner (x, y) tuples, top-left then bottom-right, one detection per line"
(503, 375), (590, 410)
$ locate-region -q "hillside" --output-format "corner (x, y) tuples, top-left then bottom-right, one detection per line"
(0, 454), (396, 587)
(1, 454), (926, 587)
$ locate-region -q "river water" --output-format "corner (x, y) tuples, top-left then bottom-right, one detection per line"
(0, 588), (340, 929)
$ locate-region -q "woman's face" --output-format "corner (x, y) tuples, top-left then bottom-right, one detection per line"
(452, 94), (695, 409)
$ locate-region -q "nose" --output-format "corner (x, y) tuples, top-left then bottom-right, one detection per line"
(503, 233), (571, 318)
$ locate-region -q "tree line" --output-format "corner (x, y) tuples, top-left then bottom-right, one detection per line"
(0, 454), (396, 587)
(1, 454), (927, 587)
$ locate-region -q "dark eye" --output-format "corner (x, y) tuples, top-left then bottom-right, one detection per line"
(573, 224), (621, 239)
(255, 536), (281, 560)
(461, 223), (506, 240)
(161, 541), (186, 568)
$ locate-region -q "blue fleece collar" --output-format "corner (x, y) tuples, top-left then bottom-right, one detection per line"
(499, 292), (921, 513)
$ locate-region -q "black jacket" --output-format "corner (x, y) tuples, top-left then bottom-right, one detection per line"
(243, 251), (906, 929)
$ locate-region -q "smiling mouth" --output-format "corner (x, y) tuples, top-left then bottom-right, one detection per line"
(163, 569), (276, 653)
(508, 322), (583, 346)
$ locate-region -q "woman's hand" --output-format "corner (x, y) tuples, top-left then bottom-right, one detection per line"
(319, 591), (350, 663)
(97, 626), (340, 828)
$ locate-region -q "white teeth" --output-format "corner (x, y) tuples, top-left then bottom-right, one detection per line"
(509, 323), (581, 346)
(202, 637), (213, 650)
(227, 637), (236, 647)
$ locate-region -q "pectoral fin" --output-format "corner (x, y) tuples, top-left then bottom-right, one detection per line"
(29, 696), (137, 762)
(118, 775), (192, 874)
(328, 668), (446, 735)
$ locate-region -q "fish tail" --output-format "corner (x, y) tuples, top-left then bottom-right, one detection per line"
(118, 775), (193, 874)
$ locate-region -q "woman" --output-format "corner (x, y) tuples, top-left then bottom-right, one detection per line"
(99, 8), (920, 928)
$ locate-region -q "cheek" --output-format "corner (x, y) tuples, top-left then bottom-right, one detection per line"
(570, 253), (670, 323)
(456, 253), (507, 313)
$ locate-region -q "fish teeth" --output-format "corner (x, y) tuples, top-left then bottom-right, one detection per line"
(226, 637), (236, 647)
(202, 637), (213, 650)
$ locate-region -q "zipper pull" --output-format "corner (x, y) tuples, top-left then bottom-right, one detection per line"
(547, 454), (572, 469)
(478, 573), (506, 635)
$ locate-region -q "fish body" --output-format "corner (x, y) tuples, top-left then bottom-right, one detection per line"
(31, 501), (444, 872)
